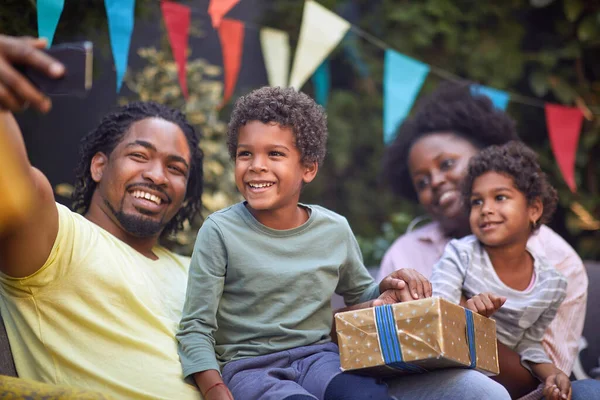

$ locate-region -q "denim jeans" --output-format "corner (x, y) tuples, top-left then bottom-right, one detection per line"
(570, 379), (600, 400)
(385, 369), (510, 400)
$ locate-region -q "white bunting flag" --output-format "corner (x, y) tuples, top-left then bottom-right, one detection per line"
(260, 27), (290, 88)
(288, 0), (350, 90)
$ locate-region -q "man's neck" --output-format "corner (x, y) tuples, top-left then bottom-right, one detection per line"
(85, 202), (160, 260)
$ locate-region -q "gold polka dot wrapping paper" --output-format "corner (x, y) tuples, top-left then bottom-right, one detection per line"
(335, 297), (499, 377)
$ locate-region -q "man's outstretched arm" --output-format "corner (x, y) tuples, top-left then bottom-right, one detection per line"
(0, 35), (65, 278)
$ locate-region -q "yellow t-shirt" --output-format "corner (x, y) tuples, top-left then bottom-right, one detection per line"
(0, 204), (199, 399)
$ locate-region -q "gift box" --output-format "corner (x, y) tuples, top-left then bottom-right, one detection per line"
(335, 297), (499, 376)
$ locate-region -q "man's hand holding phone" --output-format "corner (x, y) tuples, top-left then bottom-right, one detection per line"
(0, 35), (65, 113)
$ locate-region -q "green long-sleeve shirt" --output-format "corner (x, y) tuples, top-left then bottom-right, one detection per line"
(177, 202), (380, 377)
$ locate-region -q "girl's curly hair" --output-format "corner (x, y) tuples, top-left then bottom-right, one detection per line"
(382, 83), (519, 201)
(227, 86), (328, 165)
(72, 101), (203, 237)
(462, 141), (558, 231)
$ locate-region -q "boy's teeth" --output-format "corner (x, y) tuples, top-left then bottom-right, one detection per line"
(249, 182), (273, 188)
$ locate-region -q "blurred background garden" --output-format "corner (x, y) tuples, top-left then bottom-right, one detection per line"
(1, 0), (599, 265)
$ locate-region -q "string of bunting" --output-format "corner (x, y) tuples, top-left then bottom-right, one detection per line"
(36, 0), (593, 192)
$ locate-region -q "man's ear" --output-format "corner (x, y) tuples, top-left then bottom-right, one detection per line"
(90, 152), (108, 183)
(528, 197), (544, 227)
(302, 161), (319, 184)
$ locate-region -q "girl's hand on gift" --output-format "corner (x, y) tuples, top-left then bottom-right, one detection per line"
(542, 372), (571, 400)
(465, 292), (506, 317)
(379, 268), (432, 300)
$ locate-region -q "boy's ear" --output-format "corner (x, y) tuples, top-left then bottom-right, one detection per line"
(302, 161), (319, 184)
(90, 152), (108, 183)
(528, 197), (544, 226)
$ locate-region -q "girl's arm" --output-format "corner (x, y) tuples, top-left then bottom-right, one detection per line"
(430, 240), (469, 304)
(530, 363), (571, 400)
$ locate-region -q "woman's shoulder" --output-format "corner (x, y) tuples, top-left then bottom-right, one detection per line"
(529, 225), (582, 268)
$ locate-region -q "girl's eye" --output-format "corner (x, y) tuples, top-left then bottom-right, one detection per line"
(496, 195), (507, 201)
(237, 151), (250, 157)
(440, 159), (455, 170)
(470, 198), (482, 207)
(270, 151), (284, 157)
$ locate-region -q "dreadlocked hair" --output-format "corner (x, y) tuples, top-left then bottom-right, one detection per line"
(382, 82), (519, 201)
(72, 101), (204, 237)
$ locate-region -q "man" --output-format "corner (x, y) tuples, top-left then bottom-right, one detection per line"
(0, 35), (203, 398)
(0, 35), (510, 399)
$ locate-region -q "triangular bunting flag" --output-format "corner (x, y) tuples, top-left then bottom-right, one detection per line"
(471, 85), (510, 110)
(545, 104), (584, 192)
(208, 0), (240, 29)
(288, 0), (350, 90)
(259, 27), (290, 88)
(160, 0), (191, 98)
(311, 59), (330, 107)
(218, 18), (245, 107)
(384, 50), (430, 144)
(104, 0), (135, 92)
(37, 0), (65, 46)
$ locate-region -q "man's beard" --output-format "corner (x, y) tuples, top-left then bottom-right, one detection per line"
(105, 199), (165, 238)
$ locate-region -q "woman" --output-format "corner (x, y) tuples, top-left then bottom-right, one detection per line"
(378, 84), (595, 399)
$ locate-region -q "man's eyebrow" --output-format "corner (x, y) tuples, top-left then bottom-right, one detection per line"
(126, 140), (190, 169)
(167, 155), (189, 169)
(125, 140), (156, 151)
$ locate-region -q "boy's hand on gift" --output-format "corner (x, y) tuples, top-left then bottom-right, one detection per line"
(373, 288), (414, 305)
(465, 292), (506, 317)
(542, 372), (571, 400)
(380, 268), (432, 300)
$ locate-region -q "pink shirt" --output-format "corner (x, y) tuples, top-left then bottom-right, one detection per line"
(378, 222), (588, 400)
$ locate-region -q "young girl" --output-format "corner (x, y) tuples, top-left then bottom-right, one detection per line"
(430, 141), (570, 400)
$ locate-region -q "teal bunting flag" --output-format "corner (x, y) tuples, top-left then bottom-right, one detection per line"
(37, 0), (65, 46)
(312, 60), (330, 107)
(470, 85), (510, 110)
(105, 0), (135, 92)
(383, 50), (430, 144)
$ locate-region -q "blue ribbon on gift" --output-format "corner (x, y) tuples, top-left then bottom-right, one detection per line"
(464, 308), (477, 369)
(374, 304), (477, 372)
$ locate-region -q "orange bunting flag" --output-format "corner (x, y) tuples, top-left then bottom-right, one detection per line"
(160, 0), (191, 98)
(545, 104), (584, 192)
(218, 18), (245, 108)
(208, 0), (240, 28)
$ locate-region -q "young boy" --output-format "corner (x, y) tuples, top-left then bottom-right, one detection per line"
(177, 87), (425, 400)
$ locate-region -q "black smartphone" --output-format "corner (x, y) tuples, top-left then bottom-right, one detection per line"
(21, 41), (93, 97)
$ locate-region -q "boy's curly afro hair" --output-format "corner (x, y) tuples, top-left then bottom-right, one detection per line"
(227, 86), (328, 165)
(462, 141), (557, 231)
(382, 83), (519, 201)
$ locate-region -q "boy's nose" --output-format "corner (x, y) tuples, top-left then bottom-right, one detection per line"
(249, 156), (268, 172)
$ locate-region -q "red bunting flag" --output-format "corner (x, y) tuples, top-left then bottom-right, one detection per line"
(545, 104), (584, 192)
(160, 0), (191, 98)
(208, 0), (240, 28)
(218, 18), (245, 108)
